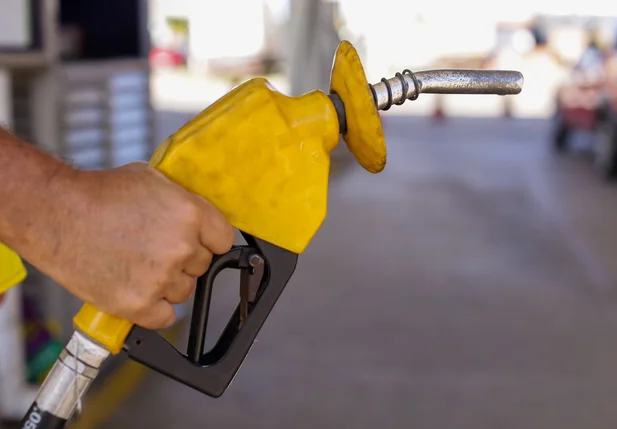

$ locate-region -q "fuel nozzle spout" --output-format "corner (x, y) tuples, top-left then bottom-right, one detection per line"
(369, 69), (524, 111)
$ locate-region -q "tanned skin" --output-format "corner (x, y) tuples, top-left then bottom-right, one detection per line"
(0, 127), (234, 329)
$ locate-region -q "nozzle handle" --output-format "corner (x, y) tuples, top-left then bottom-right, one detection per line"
(370, 69), (524, 111)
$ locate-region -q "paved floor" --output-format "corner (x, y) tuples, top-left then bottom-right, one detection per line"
(103, 115), (617, 429)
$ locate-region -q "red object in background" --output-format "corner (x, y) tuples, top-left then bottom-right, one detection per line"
(552, 46), (617, 180)
(432, 96), (446, 122)
(555, 68), (605, 132)
(149, 46), (187, 68)
(0, 294), (4, 305)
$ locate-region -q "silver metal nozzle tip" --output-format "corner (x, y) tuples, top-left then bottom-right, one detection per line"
(370, 69), (524, 111)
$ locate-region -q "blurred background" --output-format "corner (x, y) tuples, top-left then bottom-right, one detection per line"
(5, 0), (617, 428)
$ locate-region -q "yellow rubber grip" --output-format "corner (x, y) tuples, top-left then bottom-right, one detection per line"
(73, 302), (133, 355)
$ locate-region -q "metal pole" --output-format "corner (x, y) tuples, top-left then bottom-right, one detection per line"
(288, 0), (318, 95)
(288, 0), (341, 95)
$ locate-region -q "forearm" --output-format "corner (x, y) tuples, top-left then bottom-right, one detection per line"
(0, 127), (78, 262)
(0, 124), (235, 329)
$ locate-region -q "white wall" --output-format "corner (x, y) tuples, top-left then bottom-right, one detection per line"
(0, 0), (31, 48)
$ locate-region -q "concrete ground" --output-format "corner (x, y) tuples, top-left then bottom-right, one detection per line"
(91, 113), (617, 429)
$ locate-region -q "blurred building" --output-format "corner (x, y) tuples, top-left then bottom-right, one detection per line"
(149, 0), (288, 79)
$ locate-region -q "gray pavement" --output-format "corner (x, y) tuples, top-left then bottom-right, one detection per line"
(105, 114), (617, 429)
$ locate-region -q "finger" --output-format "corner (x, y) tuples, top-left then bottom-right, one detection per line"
(164, 274), (197, 304)
(183, 247), (213, 277)
(196, 196), (235, 254)
(136, 300), (176, 330)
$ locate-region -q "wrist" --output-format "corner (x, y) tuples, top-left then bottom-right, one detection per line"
(0, 160), (82, 262)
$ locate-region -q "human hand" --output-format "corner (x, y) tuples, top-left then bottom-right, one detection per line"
(26, 162), (234, 329)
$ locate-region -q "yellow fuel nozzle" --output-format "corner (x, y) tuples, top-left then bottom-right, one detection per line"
(74, 39), (525, 357)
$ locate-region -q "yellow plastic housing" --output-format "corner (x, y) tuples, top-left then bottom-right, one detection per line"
(150, 77), (340, 254)
(0, 242), (27, 294)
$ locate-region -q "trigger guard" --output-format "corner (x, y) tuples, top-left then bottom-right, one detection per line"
(187, 245), (259, 363)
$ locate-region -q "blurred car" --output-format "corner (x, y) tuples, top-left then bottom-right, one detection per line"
(551, 44), (617, 179)
(149, 46), (187, 68)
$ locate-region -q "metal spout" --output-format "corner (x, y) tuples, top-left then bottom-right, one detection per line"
(370, 69), (524, 111)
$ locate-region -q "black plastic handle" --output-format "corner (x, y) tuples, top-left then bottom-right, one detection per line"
(187, 245), (255, 363)
(123, 231), (299, 397)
